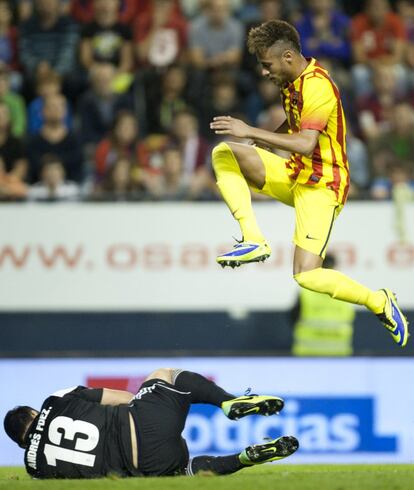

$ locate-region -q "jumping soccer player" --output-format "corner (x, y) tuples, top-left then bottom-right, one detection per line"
(210, 20), (408, 347)
(4, 368), (298, 478)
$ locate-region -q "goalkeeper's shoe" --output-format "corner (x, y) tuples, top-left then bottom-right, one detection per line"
(239, 436), (299, 465)
(376, 289), (409, 347)
(217, 241), (271, 268)
(222, 395), (284, 420)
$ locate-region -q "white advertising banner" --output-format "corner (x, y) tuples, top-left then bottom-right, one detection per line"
(0, 202), (413, 311)
(1, 357), (413, 466)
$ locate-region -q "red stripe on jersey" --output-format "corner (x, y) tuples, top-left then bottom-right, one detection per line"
(341, 167), (350, 204)
(297, 77), (304, 114)
(289, 154), (305, 180)
(306, 142), (323, 185)
(314, 68), (347, 163)
(286, 84), (298, 131)
(325, 132), (339, 201)
(313, 68), (349, 197)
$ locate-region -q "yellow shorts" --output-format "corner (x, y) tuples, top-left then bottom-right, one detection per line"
(252, 147), (343, 258)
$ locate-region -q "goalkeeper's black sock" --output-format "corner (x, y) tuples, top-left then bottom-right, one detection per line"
(173, 370), (235, 406)
(187, 455), (245, 476)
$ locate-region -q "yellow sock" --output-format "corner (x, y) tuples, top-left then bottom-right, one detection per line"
(212, 142), (265, 243)
(294, 268), (386, 314)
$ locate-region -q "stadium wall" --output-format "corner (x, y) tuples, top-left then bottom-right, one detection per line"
(1, 357), (412, 466)
(2, 202), (414, 311)
(1, 202), (413, 355)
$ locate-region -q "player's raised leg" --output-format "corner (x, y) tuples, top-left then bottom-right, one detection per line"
(212, 141), (271, 267)
(291, 186), (409, 347)
(172, 369), (284, 417)
(186, 436), (299, 475)
(293, 248), (409, 347)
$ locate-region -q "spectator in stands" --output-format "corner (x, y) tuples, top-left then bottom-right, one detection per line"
(94, 156), (141, 201)
(78, 62), (131, 147)
(199, 76), (240, 140)
(0, 156), (27, 200)
(144, 144), (188, 200)
(27, 70), (72, 134)
(356, 64), (412, 142)
(0, 63), (25, 137)
(0, 100), (27, 179)
(94, 110), (144, 181)
(134, 0), (188, 69)
(240, 0), (285, 85)
(370, 103), (414, 182)
(145, 64), (189, 134)
(371, 163), (414, 200)
(0, 100), (27, 200)
(169, 108), (211, 184)
(296, 0), (351, 67)
(16, 0), (34, 22)
(27, 93), (83, 183)
(19, 0), (79, 89)
(396, 0), (414, 69)
(0, 0), (21, 90)
(16, 0), (71, 22)
(187, 0), (243, 102)
(70, 0), (137, 25)
(346, 128), (371, 198)
(131, 133), (169, 179)
(79, 0), (134, 78)
(190, 0), (243, 70)
(244, 77), (280, 126)
(350, 0), (407, 97)
(28, 153), (80, 201)
(166, 109), (215, 199)
(180, 0), (244, 19)
(144, 143), (213, 200)
(392, 162), (414, 242)
(188, 0), (243, 72)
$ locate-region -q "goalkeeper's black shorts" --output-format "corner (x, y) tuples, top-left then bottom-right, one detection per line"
(129, 378), (192, 476)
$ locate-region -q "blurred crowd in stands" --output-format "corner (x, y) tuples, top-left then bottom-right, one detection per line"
(0, 0), (413, 202)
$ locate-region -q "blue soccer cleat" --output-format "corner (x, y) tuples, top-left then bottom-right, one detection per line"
(217, 241), (271, 268)
(376, 289), (409, 347)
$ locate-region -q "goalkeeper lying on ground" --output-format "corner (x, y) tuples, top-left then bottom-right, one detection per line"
(4, 367), (298, 478)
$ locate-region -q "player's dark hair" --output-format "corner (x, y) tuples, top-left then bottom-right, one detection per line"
(247, 20), (301, 55)
(4, 406), (36, 449)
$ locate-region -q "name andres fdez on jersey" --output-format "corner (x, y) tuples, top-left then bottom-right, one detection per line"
(26, 407), (52, 470)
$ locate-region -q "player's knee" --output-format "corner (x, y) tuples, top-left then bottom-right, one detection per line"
(211, 142), (232, 169)
(293, 269), (315, 289)
(144, 368), (174, 384)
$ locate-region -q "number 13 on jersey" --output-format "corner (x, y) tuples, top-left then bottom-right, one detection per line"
(44, 416), (100, 467)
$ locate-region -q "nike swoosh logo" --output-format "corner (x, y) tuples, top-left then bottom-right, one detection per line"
(244, 407), (260, 414)
(306, 234), (318, 240)
(392, 330), (402, 344)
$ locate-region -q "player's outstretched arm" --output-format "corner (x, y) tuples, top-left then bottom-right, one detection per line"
(210, 116), (319, 156)
(101, 388), (135, 406)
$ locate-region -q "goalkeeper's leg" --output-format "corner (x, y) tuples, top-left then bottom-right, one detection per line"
(172, 369), (284, 419)
(185, 436), (299, 475)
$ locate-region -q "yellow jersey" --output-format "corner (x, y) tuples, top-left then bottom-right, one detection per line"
(281, 57), (350, 205)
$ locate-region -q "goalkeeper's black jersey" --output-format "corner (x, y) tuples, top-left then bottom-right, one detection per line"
(24, 386), (138, 479)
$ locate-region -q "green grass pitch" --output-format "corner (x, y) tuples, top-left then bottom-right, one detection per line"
(1, 465), (414, 490)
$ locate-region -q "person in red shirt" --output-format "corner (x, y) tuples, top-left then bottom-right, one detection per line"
(94, 110), (146, 181)
(350, 0), (408, 97)
(133, 0), (188, 69)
